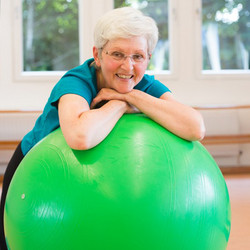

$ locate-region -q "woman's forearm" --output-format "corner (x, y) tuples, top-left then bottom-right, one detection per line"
(59, 97), (128, 150)
(124, 90), (205, 141)
(78, 100), (128, 149)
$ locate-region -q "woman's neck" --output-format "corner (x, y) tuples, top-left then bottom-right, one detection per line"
(96, 68), (106, 91)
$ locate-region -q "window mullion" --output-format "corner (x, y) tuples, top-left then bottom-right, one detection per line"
(79, 0), (114, 64)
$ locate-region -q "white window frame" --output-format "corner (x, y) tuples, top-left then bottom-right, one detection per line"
(147, 0), (179, 80)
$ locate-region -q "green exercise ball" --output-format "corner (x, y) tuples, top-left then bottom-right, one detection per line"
(4, 114), (231, 250)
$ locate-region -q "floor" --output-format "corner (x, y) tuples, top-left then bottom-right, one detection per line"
(1, 174), (250, 249)
(225, 173), (250, 250)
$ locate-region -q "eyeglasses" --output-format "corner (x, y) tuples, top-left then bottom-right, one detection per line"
(104, 50), (148, 64)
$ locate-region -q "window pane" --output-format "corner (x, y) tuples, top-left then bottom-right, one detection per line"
(22, 0), (79, 71)
(202, 0), (250, 70)
(114, 0), (169, 71)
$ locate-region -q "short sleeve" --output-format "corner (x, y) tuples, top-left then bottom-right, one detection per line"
(134, 74), (171, 98)
(49, 63), (98, 107)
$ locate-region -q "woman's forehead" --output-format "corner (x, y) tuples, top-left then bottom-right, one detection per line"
(105, 37), (148, 52)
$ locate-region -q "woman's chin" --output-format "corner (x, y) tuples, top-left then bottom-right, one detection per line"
(116, 88), (133, 94)
(114, 83), (135, 94)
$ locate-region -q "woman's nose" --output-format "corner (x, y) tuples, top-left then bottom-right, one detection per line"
(120, 56), (134, 71)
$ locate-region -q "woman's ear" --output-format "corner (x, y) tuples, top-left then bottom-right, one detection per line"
(93, 46), (101, 67)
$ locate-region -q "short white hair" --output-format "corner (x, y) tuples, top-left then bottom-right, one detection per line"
(94, 7), (158, 55)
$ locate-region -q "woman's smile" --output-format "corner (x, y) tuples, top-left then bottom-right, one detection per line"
(116, 73), (134, 80)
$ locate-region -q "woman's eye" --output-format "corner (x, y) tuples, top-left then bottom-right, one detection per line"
(112, 52), (124, 59)
(133, 54), (144, 61)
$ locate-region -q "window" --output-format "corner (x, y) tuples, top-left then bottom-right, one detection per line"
(22, 0), (79, 72)
(4, 0), (249, 86)
(202, 0), (250, 71)
(114, 0), (170, 71)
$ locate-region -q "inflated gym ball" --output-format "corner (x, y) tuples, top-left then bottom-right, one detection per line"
(4, 114), (231, 250)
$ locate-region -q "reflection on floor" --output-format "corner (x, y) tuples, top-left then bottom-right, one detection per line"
(225, 174), (250, 250)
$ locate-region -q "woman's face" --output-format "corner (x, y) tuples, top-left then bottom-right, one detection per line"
(93, 36), (149, 94)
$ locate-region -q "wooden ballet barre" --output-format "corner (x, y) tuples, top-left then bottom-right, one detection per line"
(0, 110), (42, 113)
(0, 110), (41, 150)
(2, 134), (250, 150)
(201, 134), (250, 145)
(195, 104), (250, 146)
(0, 141), (20, 150)
(194, 104), (250, 110)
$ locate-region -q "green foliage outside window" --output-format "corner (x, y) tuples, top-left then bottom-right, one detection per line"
(202, 0), (250, 70)
(23, 0), (79, 71)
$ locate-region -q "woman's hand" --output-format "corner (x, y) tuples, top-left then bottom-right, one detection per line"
(90, 88), (124, 109)
(91, 88), (140, 113)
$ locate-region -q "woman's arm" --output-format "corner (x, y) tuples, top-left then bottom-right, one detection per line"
(125, 90), (205, 141)
(59, 88), (205, 151)
(91, 88), (205, 141)
(58, 94), (130, 150)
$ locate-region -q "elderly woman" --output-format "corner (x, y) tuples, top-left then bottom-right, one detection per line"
(0, 7), (205, 249)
